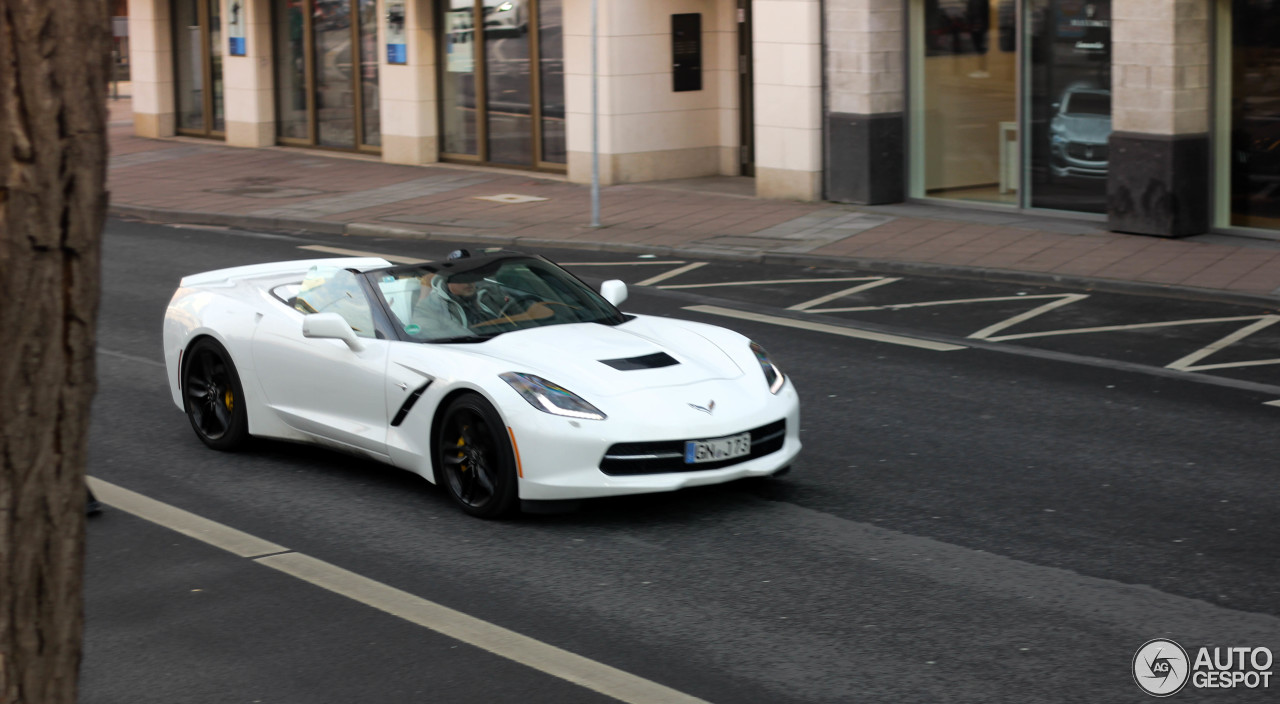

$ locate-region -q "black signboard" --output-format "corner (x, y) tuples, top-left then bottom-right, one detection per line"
(672, 13), (702, 92)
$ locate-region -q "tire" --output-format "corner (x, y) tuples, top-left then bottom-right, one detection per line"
(182, 338), (251, 451)
(436, 393), (519, 518)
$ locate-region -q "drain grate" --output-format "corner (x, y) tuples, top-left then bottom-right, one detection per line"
(473, 193), (549, 204)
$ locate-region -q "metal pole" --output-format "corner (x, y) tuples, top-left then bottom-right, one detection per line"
(590, 0), (600, 227)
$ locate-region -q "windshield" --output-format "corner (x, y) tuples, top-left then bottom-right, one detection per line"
(367, 256), (625, 343)
(1063, 91), (1110, 116)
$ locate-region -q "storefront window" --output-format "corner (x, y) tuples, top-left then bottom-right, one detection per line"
(441, 0), (479, 155)
(1226, 0), (1280, 231)
(539, 0), (566, 164)
(1026, 0), (1111, 213)
(174, 0), (223, 136)
(912, 0), (1018, 205)
(439, 0), (565, 168)
(273, 0), (379, 150)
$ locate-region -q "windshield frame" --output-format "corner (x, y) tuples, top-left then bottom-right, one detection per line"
(361, 253), (628, 344)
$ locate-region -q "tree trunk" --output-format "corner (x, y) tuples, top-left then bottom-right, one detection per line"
(0, 0), (110, 702)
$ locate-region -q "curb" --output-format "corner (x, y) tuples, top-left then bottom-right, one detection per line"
(109, 205), (1280, 310)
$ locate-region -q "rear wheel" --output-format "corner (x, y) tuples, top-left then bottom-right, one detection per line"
(182, 338), (250, 451)
(437, 394), (518, 518)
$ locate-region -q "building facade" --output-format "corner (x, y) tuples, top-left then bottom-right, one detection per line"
(130, 0), (1279, 237)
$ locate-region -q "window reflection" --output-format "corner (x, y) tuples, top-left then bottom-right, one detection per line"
(1027, 0), (1111, 213)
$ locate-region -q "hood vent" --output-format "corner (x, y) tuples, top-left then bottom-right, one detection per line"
(600, 352), (679, 371)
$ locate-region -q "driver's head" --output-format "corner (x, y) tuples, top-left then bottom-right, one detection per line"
(446, 279), (477, 298)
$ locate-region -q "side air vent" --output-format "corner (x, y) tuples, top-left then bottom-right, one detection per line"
(391, 382), (432, 427)
(600, 352), (679, 371)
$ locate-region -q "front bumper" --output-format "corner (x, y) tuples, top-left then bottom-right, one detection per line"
(508, 378), (802, 500)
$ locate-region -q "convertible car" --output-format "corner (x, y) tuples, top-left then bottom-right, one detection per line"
(163, 250), (801, 517)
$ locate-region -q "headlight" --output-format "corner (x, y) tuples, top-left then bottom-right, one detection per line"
(750, 341), (785, 394)
(500, 372), (607, 420)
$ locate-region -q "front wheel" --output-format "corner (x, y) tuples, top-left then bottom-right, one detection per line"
(182, 338), (250, 451)
(436, 394), (519, 518)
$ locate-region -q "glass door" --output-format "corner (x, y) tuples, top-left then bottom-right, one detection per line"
(910, 0), (1112, 214)
(911, 0), (1018, 205)
(273, 0), (380, 151)
(438, 0), (565, 170)
(174, 0), (224, 137)
(1025, 0), (1112, 213)
(1218, 0), (1280, 232)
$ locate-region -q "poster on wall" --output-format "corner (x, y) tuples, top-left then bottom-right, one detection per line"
(228, 0), (245, 56)
(386, 0), (407, 64)
(1028, 0), (1112, 213)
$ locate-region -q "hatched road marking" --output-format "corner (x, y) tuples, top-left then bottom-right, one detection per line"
(88, 477), (711, 704)
(295, 245), (1280, 380)
(685, 305), (966, 352)
(635, 262), (708, 287)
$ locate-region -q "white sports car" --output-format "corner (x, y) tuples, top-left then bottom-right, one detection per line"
(163, 250), (801, 517)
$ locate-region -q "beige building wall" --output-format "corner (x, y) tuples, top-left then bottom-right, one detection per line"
(565, 0), (742, 186)
(1111, 0), (1211, 136)
(129, 0), (176, 138)
(224, 0), (274, 147)
(753, 0), (823, 200)
(382, 0), (440, 164)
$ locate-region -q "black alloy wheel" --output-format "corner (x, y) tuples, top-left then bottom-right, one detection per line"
(182, 338), (250, 451)
(437, 394), (518, 518)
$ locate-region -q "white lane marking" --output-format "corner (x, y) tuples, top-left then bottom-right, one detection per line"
(635, 262), (707, 287)
(98, 348), (166, 368)
(685, 305), (966, 352)
(563, 261), (689, 266)
(86, 476), (708, 704)
(88, 477), (287, 558)
(259, 553), (710, 704)
(1264, 400), (1280, 407)
(788, 278), (902, 311)
(987, 315), (1270, 343)
(1166, 315), (1280, 371)
(659, 276), (879, 290)
(966, 294), (1090, 340)
(298, 244), (427, 264)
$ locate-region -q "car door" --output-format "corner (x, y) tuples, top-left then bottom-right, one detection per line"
(252, 267), (391, 458)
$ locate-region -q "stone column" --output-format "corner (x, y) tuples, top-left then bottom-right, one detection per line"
(129, 0), (176, 138)
(824, 0), (903, 204)
(224, 0), (274, 147)
(1108, 0), (1211, 237)
(564, 0), (740, 186)
(382, 0), (439, 164)
(753, 0), (823, 201)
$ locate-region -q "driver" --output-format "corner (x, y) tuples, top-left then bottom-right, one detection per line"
(409, 273), (502, 337)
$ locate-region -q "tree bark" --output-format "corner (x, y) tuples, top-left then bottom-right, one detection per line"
(0, 0), (110, 702)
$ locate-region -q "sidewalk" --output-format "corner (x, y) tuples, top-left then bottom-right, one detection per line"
(107, 98), (1280, 305)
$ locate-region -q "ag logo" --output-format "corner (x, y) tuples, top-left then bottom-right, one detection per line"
(1134, 639), (1190, 697)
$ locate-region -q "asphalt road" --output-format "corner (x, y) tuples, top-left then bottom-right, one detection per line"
(81, 219), (1280, 703)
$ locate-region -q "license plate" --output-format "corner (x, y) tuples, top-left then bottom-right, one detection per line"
(684, 432), (751, 464)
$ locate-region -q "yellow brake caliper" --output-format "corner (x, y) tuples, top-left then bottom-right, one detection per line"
(224, 389), (234, 410)
(456, 435), (467, 472)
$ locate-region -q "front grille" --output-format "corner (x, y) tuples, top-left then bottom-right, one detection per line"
(1066, 143), (1108, 161)
(599, 420), (786, 476)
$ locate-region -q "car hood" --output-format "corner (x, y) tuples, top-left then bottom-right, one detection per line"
(456, 316), (746, 397)
(1052, 113), (1112, 144)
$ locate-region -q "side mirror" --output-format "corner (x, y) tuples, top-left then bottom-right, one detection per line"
(600, 279), (628, 307)
(303, 313), (365, 352)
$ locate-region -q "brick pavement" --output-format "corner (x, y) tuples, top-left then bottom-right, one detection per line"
(106, 97), (1280, 303)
